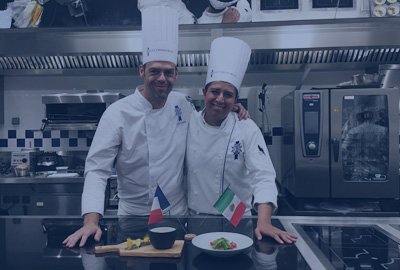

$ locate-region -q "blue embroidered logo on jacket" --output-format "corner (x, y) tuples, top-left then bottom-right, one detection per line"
(175, 105), (183, 122)
(231, 141), (243, 160)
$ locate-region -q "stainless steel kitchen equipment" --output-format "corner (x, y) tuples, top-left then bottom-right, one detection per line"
(35, 151), (65, 172)
(281, 87), (399, 199)
(11, 148), (43, 174)
(41, 91), (124, 130)
(0, 177), (84, 215)
(252, 0), (370, 22)
(380, 64), (400, 89)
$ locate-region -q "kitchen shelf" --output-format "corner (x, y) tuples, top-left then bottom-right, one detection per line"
(0, 17), (399, 75)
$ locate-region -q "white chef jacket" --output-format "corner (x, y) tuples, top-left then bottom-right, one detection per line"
(186, 111), (277, 215)
(82, 87), (194, 216)
(138, 0), (196, 24)
(197, 0), (252, 24)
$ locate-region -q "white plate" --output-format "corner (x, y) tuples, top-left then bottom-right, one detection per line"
(47, 173), (79, 178)
(192, 232), (253, 257)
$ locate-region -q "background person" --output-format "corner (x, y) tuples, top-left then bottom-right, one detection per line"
(137, 0), (196, 24)
(197, 0), (251, 24)
(186, 36), (297, 244)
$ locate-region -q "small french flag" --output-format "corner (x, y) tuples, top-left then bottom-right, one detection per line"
(148, 185), (170, 225)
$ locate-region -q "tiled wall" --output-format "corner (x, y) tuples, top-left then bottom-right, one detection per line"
(0, 89), (99, 152)
(1, 76), (138, 152)
(0, 129), (94, 151)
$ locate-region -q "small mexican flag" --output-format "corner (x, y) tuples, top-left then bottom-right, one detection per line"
(214, 187), (246, 227)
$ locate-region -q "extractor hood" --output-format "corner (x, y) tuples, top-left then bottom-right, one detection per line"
(0, 18), (399, 76)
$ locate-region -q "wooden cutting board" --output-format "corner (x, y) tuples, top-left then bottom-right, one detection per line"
(95, 240), (184, 257)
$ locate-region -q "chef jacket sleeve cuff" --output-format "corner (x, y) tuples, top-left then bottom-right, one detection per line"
(252, 200), (278, 215)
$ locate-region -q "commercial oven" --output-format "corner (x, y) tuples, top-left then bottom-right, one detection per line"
(281, 87), (399, 199)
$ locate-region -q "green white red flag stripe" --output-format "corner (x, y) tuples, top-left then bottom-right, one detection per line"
(214, 187), (246, 227)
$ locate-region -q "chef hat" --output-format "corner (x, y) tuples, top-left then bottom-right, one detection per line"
(206, 37), (251, 91)
(141, 6), (179, 65)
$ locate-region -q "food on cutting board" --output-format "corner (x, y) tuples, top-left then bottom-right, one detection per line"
(210, 237), (237, 250)
(126, 235), (150, 250)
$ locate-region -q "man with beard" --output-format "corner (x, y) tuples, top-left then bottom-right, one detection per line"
(63, 6), (191, 248)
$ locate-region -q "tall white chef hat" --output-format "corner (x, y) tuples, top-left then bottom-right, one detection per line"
(206, 36), (251, 91)
(141, 6), (179, 65)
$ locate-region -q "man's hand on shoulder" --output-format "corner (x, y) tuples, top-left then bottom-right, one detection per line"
(232, 103), (250, 120)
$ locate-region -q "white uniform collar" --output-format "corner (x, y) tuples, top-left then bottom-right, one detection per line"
(200, 110), (236, 129)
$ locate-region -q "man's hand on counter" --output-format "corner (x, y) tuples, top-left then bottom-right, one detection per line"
(62, 212), (102, 248)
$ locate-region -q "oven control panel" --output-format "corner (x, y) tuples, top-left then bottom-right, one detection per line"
(302, 93), (321, 157)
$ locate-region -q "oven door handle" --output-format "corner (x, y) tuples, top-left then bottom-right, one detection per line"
(331, 138), (339, 162)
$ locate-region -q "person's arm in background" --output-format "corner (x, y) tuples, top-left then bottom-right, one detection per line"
(222, 7), (240, 23)
(234, 0), (252, 22)
(222, 0), (252, 23)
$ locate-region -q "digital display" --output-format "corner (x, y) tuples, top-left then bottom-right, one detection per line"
(260, 0), (299, 10)
(312, 0), (353, 9)
(304, 111), (319, 134)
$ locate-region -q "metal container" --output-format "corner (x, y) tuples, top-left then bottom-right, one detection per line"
(14, 167), (29, 177)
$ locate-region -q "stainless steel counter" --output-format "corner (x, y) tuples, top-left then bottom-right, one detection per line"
(0, 176), (85, 215)
(0, 176), (85, 184)
(0, 176), (85, 185)
(280, 216), (400, 269)
(2, 215), (400, 270)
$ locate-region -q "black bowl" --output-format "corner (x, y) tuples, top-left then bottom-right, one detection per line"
(148, 226), (177, 250)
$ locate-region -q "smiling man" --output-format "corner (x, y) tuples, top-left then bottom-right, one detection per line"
(63, 6), (192, 248)
(139, 61), (178, 108)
